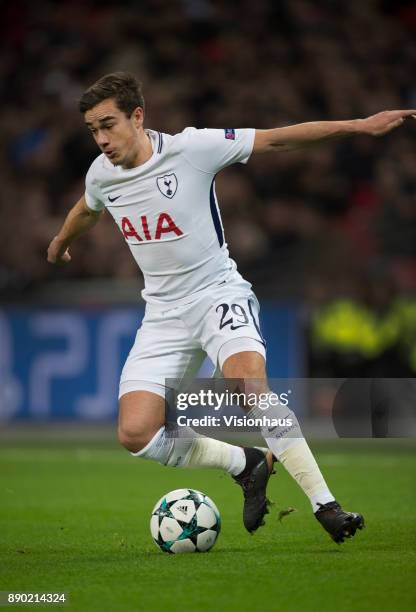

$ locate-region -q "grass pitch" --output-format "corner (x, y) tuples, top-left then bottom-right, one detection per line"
(1, 436), (415, 612)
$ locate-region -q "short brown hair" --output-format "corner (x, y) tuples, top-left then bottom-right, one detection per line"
(79, 72), (145, 116)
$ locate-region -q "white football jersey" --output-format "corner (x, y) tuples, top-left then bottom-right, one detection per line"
(85, 127), (255, 305)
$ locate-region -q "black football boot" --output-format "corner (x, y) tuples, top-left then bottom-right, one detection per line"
(315, 501), (364, 543)
(233, 448), (275, 533)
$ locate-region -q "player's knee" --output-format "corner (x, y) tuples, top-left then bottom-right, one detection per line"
(117, 422), (154, 453)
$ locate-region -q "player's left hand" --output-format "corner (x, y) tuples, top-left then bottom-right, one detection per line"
(359, 110), (416, 136)
(47, 236), (72, 265)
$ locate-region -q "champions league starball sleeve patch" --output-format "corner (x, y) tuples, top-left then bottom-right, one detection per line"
(224, 128), (236, 140)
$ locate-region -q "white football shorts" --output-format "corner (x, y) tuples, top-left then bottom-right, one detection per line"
(119, 275), (266, 399)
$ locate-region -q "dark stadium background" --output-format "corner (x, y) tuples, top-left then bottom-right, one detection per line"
(0, 0), (415, 418)
(1, 3), (416, 611)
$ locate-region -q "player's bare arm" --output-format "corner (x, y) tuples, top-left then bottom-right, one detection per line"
(47, 195), (102, 265)
(253, 109), (416, 153)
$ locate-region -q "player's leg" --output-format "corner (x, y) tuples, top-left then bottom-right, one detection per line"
(118, 389), (165, 453)
(118, 384), (247, 474)
(222, 349), (364, 543)
(193, 278), (363, 541)
(118, 307), (251, 477)
(221, 350), (336, 509)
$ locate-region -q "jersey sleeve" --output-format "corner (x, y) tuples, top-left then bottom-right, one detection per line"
(180, 128), (255, 174)
(85, 163), (105, 212)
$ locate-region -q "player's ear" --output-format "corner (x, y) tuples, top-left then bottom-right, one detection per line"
(132, 106), (144, 129)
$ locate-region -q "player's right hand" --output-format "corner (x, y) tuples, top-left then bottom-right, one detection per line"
(359, 110), (416, 136)
(47, 236), (72, 265)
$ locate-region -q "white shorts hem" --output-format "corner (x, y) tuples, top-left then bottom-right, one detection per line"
(119, 380), (166, 400)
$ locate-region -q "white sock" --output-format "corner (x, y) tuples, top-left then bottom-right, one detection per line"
(278, 440), (335, 512)
(248, 399), (335, 512)
(131, 426), (246, 476)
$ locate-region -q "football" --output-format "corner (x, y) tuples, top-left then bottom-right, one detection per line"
(150, 488), (221, 553)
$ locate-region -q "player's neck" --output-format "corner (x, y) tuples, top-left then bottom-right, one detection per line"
(123, 130), (153, 169)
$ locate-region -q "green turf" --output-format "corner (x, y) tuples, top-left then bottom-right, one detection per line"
(1, 439), (415, 612)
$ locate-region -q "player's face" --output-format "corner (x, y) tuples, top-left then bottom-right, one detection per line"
(84, 98), (143, 167)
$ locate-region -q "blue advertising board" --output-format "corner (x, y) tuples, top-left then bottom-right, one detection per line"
(0, 304), (302, 421)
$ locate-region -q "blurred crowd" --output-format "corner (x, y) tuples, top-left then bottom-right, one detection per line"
(1, 0), (415, 312)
